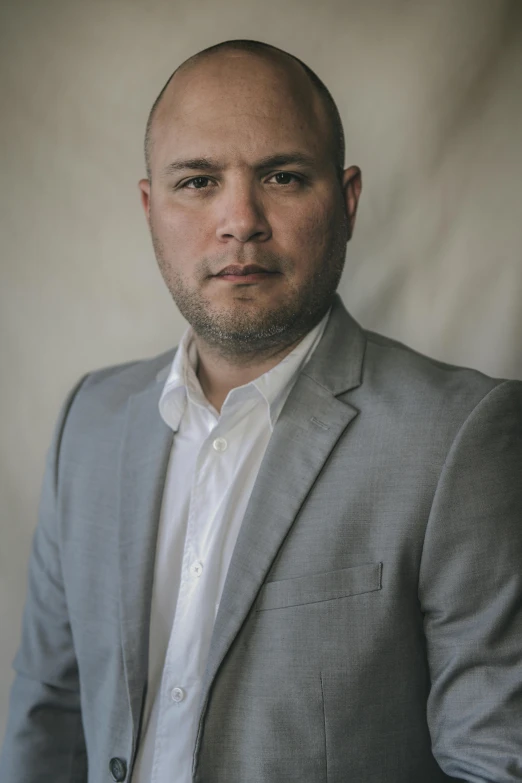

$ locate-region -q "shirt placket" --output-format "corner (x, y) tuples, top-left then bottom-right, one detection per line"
(150, 403), (233, 781)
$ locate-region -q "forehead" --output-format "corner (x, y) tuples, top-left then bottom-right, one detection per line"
(151, 52), (330, 166)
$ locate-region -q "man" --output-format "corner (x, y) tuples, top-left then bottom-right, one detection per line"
(1, 39), (521, 783)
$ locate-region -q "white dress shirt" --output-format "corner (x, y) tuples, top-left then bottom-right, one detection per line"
(131, 309), (330, 783)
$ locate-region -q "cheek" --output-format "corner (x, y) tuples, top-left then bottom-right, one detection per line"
(272, 199), (335, 256)
(151, 205), (188, 243)
(150, 197), (213, 247)
(303, 207), (332, 244)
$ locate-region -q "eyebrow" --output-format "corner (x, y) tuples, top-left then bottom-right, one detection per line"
(161, 158), (220, 176)
(160, 152), (317, 178)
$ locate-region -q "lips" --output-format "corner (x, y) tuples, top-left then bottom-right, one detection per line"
(215, 264), (274, 276)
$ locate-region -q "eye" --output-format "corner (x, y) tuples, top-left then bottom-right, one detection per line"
(185, 176), (212, 189)
(269, 171), (299, 185)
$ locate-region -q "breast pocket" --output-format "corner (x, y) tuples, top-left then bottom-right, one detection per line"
(256, 562), (383, 612)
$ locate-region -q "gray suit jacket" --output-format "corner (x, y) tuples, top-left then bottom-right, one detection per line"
(2, 295), (522, 783)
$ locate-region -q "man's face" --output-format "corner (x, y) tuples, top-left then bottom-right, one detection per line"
(140, 51), (361, 356)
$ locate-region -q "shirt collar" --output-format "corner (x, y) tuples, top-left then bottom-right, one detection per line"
(251, 311), (330, 427)
(159, 308), (331, 432)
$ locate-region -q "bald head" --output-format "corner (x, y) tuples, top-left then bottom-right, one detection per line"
(144, 40), (345, 180)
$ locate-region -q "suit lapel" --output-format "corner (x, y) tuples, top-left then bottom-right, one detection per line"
(117, 376), (173, 742)
(196, 296), (367, 744)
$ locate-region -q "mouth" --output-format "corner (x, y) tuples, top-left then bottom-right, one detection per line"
(213, 264), (280, 284)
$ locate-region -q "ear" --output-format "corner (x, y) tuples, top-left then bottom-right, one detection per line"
(139, 178), (151, 228)
(342, 165), (362, 239)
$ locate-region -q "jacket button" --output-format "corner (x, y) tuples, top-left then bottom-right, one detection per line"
(109, 757), (127, 781)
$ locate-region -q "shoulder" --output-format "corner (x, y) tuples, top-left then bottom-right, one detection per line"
(355, 327), (521, 441)
(56, 347), (177, 436)
(363, 327), (506, 397)
(79, 347), (176, 404)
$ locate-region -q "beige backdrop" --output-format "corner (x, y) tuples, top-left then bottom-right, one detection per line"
(1, 0), (521, 739)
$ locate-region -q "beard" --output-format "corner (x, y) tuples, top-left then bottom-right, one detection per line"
(151, 226), (347, 360)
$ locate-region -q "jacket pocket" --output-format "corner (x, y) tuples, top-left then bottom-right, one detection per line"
(256, 562), (382, 612)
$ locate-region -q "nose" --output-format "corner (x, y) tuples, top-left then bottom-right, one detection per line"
(216, 184), (271, 243)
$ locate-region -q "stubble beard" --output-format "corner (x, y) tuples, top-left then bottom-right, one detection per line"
(151, 227), (347, 361)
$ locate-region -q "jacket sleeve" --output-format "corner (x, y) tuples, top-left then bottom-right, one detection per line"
(0, 376), (89, 783)
(419, 380), (522, 782)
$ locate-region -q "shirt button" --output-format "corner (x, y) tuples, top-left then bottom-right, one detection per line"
(171, 687), (185, 703)
(190, 561), (203, 578)
(109, 757), (127, 781)
(212, 437), (228, 452)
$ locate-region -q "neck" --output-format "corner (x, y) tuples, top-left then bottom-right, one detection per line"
(194, 336), (304, 413)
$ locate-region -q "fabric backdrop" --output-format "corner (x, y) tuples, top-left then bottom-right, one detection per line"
(1, 0), (521, 739)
